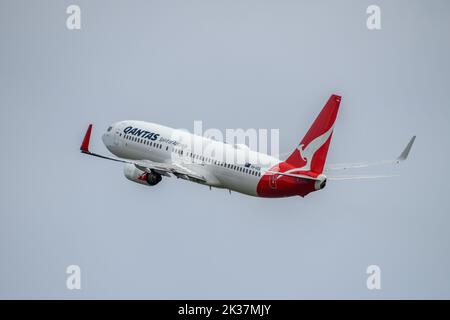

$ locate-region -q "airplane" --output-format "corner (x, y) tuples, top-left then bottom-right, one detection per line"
(80, 94), (415, 198)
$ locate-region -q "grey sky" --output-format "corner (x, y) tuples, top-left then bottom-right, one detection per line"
(1, 0), (449, 299)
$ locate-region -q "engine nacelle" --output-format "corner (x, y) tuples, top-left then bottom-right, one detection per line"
(123, 163), (162, 186)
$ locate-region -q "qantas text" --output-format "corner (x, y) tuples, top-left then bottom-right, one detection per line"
(123, 126), (160, 141)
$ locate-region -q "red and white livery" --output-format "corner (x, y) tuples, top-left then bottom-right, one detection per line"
(80, 94), (415, 198)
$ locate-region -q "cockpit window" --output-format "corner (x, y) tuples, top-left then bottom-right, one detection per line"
(107, 126), (112, 132)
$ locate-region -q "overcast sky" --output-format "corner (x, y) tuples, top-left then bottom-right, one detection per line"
(1, 0), (449, 299)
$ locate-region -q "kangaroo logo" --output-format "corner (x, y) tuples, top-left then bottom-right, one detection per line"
(283, 125), (334, 176)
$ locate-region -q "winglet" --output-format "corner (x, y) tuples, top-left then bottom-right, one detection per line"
(398, 136), (416, 161)
(80, 124), (93, 153)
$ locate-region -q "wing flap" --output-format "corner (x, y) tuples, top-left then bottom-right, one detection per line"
(133, 160), (206, 182)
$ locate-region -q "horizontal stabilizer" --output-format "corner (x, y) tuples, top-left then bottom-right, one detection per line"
(325, 136), (416, 171)
(327, 174), (398, 181)
(265, 171), (322, 181)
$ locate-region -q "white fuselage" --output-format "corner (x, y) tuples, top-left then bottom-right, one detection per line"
(101, 121), (280, 196)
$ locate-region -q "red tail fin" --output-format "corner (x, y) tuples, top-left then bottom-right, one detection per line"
(285, 94), (341, 174)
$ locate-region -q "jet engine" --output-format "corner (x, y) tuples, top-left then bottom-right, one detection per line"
(123, 163), (162, 186)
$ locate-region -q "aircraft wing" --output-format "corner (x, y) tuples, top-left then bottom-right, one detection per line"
(134, 160), (207, 183)
(324, 136), (416, 171)
(80, 124), (207, 183)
